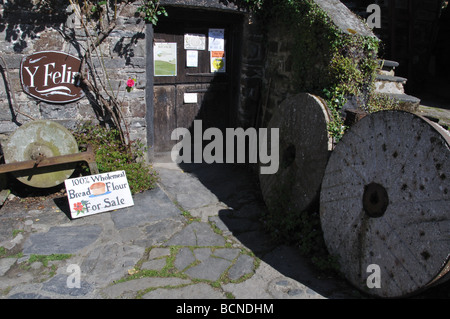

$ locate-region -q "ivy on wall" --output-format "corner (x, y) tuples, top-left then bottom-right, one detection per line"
(252, 0), (381, 142)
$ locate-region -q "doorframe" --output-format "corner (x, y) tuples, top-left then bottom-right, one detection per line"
(145, 23), (155, 161)
(145, 6), (245, 162)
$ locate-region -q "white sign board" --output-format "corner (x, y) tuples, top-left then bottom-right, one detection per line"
(186, 50), (199, 67)
(184, 33), (206, 50)
(65, 171), (134, 219)
(184, 92), (198, 104)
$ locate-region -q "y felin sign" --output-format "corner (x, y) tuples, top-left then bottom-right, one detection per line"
(21, 51), (85, 103)
(64, 171), (134, 219)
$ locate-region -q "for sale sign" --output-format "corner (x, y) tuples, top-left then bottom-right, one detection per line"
(64, 171), (134, 219)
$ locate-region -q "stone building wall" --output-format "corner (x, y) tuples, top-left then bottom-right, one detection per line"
(0, 2), (148, 148)
(0, 0), (378, 162)
(257, 0), (376, 128)
(0, 0), (266, 160)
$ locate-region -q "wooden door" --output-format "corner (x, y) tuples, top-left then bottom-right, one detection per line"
(152, 8), (242, 154)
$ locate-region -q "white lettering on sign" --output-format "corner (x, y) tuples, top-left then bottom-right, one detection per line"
(20, 51), (85, 103)
(64, 170), (134, 219)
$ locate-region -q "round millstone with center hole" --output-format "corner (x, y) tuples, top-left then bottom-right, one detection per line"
(320, 110), (450, 298)
(3, 120), (79, 188)
(259, 93), (333, 215)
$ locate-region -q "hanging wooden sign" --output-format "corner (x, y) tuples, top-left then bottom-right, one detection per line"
(20, 51), (85, 104)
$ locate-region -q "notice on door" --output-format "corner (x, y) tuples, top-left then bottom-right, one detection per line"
(154, 42), (177, 76)
(184, 33), (206, 50)
(208, 29), (225, 51)
(186, 50), (198, 67)
(211, 51), (226, 73)
(65, 171), (134, 219)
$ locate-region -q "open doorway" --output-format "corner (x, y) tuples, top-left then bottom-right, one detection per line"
(147, 7), (244, 159)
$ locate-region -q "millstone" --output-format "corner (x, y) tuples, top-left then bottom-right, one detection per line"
(259, 93), (332, 215)
(320, 110), (450, 298)
(3, 120), (79, 188)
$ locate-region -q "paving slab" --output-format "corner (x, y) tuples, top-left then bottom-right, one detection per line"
(0, 258), (16, 276)
(228, 254), (255, 281)
(142, 283), (226, 299)
(165, 222), (225, 247)
(23, 225), (102, 255)
(175, 247), (196, 271)
(42, 274), (93, 297)
(102, 277), (192, 299)
(111, 188), (182, 229)
(185, 255), (232, 281)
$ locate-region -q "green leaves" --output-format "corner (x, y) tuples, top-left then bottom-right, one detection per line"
(73, 122), (159, 194)
(137, 0), (168, 25)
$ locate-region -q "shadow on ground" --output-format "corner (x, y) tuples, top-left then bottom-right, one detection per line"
(178, 161), (360, 298)
(178, 161), (450, 299)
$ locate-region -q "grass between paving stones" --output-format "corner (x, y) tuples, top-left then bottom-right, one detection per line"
(109, 211), (261, 298)
(0, 247), (23, 259)
(25, 254), (72, 268)
(19, 254), (73, 279)
(113, 242), (260, 299)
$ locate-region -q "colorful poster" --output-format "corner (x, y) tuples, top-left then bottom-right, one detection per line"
(184, 33), (206, 50)
(211, 51), (226, 73)
(208, 29), (225, 51)
(154, 42), (177, 76)
(65, 171), (134, 219)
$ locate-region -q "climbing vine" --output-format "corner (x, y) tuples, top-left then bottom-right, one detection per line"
(234, 0), (382, 141)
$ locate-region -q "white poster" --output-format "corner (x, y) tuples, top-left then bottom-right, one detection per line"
(65, 171), (134, 219)
(208, 28), (225, 51)
(184, 33), (206, 50)
(186, 50), (198, 67)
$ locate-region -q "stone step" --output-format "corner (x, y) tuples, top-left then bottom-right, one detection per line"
(375, 74), (407, 94)
(380, 92), (421, 112)
(376, 74), (407, 83)
(378, 59), (399, 71)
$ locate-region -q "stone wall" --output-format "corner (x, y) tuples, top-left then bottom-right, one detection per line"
(0, 0), (378, 161)
(257, 0), (376, 128)
(0, 2), (148, 149)
(237, 17), (266, 129)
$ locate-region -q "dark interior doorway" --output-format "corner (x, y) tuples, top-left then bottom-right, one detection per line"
(149, 7), (244, 157)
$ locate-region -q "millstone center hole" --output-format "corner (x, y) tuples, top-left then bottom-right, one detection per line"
(281, 144), (296, 169)
(363, 182), (389, 218)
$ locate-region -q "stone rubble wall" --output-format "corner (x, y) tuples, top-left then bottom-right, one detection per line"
(0, 3), (147, 149)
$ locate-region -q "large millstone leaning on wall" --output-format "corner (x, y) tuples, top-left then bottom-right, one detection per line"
(320, 110), (450, 298)
(259, 93), (333, 216)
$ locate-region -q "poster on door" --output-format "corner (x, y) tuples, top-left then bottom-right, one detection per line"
(154, 42), (177, 76)
(211, 51), (226, 73)
(184, 33), (206, 50)
(208, 29), (225, 51)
